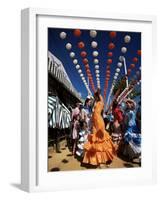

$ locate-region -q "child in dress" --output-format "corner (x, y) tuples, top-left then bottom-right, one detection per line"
(72, 114), (80, 155)
(76, 121), (89, 158)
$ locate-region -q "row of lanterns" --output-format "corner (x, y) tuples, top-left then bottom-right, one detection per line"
(71, 29), (97, 92)
(65, 42), (92, 95)
(127, 50), (141, 77)
(106, 35), (132, 106)
(89, 32), (100, 88)
(60, 29), (140, 101)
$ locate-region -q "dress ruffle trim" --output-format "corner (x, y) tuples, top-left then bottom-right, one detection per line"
(83, 133), (116, 165)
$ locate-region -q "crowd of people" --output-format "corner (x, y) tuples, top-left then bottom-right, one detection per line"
(69, 88), (141, 167)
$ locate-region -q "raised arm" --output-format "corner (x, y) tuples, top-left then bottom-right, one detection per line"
(99, 94), (104, 104)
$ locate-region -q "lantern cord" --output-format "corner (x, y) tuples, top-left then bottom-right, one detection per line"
(123, 56), (129, 88)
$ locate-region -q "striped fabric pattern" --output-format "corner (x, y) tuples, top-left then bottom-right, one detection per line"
(48, 51), (81, 101)
(48, 96), (71, 129)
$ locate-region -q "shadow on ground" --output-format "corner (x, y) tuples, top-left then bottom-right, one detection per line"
(50, 167), (60, 171)
(61, 159), (69, 163)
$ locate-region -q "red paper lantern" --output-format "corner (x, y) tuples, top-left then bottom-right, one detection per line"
(73, 29), (82, 37)
(86, 69), (90, 74)
(133, 57), (138, 63)
(83, 58), (88, 65)
(127, 69), (131, 75)
(130, 64), (135, 68)
(78, 41), (85, 49)
(106, 65), (110, 70)
(108, 42), (115, 50)
(109, 31), (117, 38)
(88, 74), (92, 78)
(87, 71), (92, 76)
(85, 64), (89, 70)
(107, 59), (113, 65)
(81, 51), (87, 58)
(107, 52), (113, 57)
(106, 70), (110, 74)
(137, 50), (141, 56)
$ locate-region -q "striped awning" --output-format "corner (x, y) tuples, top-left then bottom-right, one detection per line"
(48, 51), (82, 101)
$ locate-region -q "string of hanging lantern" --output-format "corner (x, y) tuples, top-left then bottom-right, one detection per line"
(106, 34), (132, 108)
(73, 29), (96, 93)
(117, 49), (141, 102)
(60, 31), (92, 96)
(127, 49), (141, 78)
(89, 30), (101, 89)
(103, 31), (117, 100)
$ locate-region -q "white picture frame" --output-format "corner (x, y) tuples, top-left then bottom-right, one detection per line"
(21, 8), (157, 192)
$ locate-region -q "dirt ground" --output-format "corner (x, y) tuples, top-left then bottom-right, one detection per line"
(48, 139), (141, 172)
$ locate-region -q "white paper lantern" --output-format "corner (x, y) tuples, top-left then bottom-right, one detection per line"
(91, 41), (98, 48)
(121, 47), (127, 54)
(70, 52), (75, 58)
(73, 59), (78, 65)
(95, 70), (99, 74)
(94, 58), (99, 64)
(119, 56), (124, 62)
(124, 35), (131, 43)
(117, 62), (122, 68)
(66, 43), (72, 50)
(78, 69), (82, 74)
(95, 65), (99, 70)
(114, 76), (117, 80)
(115, 72), (119, 77)
(90, 30), (97, 38)
(116, 68), (120, 73)
(93, 51), (99, 57)
(80, 73), (83, 77)
(82, 77), (85, 80)
(96, 77), (99, 81)
(75, 64), (80, 69)
(60, 32), (67, 39)
(96, 74), (100, 77)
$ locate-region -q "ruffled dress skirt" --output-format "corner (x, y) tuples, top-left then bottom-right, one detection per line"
(123, 126), (141, 159)
(83, 130), (116, 166)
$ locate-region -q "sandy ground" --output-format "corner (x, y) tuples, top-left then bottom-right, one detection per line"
(48, 139), (141, 172)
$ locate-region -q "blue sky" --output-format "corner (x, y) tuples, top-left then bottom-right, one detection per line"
(48, 28), (141, 102)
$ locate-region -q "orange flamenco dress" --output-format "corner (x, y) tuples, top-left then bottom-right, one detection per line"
(83, 95), (116, 166)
